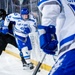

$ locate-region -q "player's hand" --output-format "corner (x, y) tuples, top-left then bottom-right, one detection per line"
(42, 40), (58, 54)
(24, 27), (31, 34)
(2, 28), (8, 34)
(38, 25), (58, 55)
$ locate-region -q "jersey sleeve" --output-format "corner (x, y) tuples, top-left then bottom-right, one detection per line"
(38, 0), (62, 26)
(29, 14), (37, 27)
(4, 15), (10, 27)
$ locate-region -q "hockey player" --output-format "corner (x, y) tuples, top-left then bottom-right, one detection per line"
(2, 8), (37, 70)
(0, 9), (6, 55)
(38, 0), (75, 75)
(0, 9), (17, 55)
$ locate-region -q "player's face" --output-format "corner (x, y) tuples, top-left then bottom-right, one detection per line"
(21, 14), (28, 20)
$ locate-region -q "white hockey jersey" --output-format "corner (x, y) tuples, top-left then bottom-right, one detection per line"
(4, 13), (36, 38)
(38, 0), (75, 57)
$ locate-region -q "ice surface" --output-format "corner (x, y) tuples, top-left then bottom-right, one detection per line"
(0, 51), (49, 75)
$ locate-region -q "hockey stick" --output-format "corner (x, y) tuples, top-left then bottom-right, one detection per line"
(32, 53), (46, 75)
(20, 51), (27, 64)
(7, 33), (27, 64)
(7, 33), (27, 42)
(7, 33), (14, 37)
(32, 33), (57, 75)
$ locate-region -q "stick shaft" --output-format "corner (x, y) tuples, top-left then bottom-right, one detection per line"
(32, 54), (46, 75)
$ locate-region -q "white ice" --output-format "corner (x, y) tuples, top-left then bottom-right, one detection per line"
(0, 51), (49, 75)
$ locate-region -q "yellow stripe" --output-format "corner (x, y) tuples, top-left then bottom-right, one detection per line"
(31, 60), (52, 71)
(4, 50), (52, 71)
(4, 50), (21, 59)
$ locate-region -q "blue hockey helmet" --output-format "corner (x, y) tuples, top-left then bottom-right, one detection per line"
(21, 8), (29, 15)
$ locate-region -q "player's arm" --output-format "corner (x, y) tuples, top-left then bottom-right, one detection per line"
(29, 14), (37, 28)
(24, 25), (31, 34)
(2, 15), (10, 34)
(24, 19), (37, 34)
(38, 0), (62, 54)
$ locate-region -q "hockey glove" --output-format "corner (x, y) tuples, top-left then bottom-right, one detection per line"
(24, 27), (31, 34)
(2, 26), (8, 34)
(38, 25), (58, 55)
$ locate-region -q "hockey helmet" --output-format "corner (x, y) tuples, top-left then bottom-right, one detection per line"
(0, 9), (6, 20)
(21, 8), (29, 15)
(0, 9), (6, 16)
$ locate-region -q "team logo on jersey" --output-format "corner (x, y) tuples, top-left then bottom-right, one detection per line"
(67, 0), (75, 15)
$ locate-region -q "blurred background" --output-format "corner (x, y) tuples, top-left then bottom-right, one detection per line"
(0, 0), (41, 24)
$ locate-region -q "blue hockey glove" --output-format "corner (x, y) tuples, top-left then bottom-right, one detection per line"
(38, 25), (58, 54)
(42, 40), (58, 54)
(24, 27), (31, 34)
(2, 26), (8, 34)
(24, 28), (31, 34)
